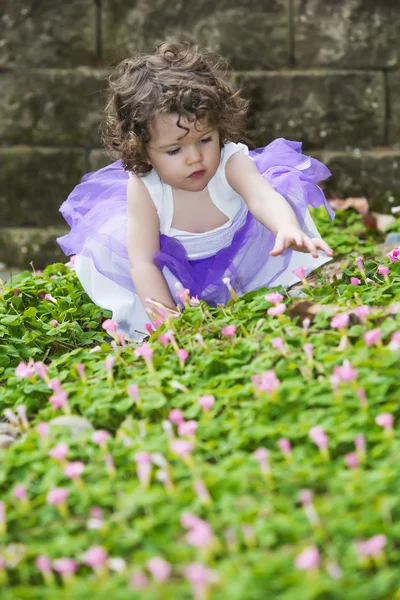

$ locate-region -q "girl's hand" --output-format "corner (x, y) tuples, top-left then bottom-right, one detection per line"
(270, 225), (333, 259)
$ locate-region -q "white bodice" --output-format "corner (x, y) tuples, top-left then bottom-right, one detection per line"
(129, 142), (250, 259)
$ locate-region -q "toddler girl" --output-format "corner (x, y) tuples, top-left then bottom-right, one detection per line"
(57, 42), (334, 341)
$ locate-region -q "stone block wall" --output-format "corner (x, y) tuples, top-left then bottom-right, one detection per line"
(1, 0), (400, 268)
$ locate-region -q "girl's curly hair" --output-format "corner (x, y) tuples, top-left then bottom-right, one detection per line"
(102, 41), (249, 175)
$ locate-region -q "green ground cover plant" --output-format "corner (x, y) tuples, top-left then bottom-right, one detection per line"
(0, 208), (399, 599)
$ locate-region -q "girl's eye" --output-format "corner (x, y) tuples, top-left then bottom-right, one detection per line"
(201, 137), (212, 144)
(167, 148), (180, 156)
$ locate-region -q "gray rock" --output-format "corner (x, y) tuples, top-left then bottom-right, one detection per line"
(102, 0), (289, 71)
(0, 69), (106, 148)
(235, 70), (385, 150)
(0, 0), (95, 68)
(49, 415), (94, 438)
(0, 147), (86, 227)
(0, 434), (16, 449)
(315, 148), (400, 213)
(294, 0), (399, 69)
(384, 233), (400, 245)
(0, 227), (69, 270)
(388, 71), (400, 146)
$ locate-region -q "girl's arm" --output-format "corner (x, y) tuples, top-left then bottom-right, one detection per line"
(127, 176), (178, 317)
(225, 154), (333, 258)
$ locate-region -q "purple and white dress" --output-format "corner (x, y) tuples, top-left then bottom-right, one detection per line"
(57, 139), (334, 341)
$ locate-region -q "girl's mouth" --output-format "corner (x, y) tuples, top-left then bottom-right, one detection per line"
(189, 169), (206, 179)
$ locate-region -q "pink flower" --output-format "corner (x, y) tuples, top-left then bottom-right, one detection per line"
(353, 305), (369, 322)
(271, 337), (285, 352)
(177, 348), (189, 366)
(190, 296), (200, 306)
(13, 484), (28, 501)
(102, 318), (119, 333)
(134, 452), (152, 486)
(44, 293), (57, 304)
(267, 303), (286, 316)
(252, 370), (280, 394)
(221, 325), (236, 338)
(330, 313), (350, 329)
(65, 255), (76, 268)
(292, 266), (306, 280)
(278, 438), (291, 456)
(181, 512), (205, 530)
(178, 420), (198, 437)
(364, 328), (382, 346)
(15, 358), (35, 379)
(147, 557), (171, 582)
(355, 434), (366, 454)
(76, 363), (86, 383)
(82, 546), (108, 571)
(193, 480), (211, 504)
(170, 439), (194, 458)
(355, 256), (365, 270)
(389, 330), (400, 350)
(299, 489), (313, 506)
(36, 422), (50, 438)
(265, 292), (284, 305)
(92, 430), (110, 448)
(129, 570), (149, 589)
(333, 362), (358, 382)
(159, 333), (171, 346)
(49, 389), (69, 410)
(49, 442), (69, 461)
(64, 461), (85, 480)
(49, 319), (59, 327)
(169, 409), (185, 425)
(388, 248), (400, 263)
(294, 546), (320, 570)
(355, 535), (387, 558)
(144, 322), (154, 334)
(134, 343), (154, 368)
(344, 452), (359, 469)
(127, 384), (140, 402)
(377, 265), (390, 277)
(104, 355), (115, 373)
(48, 378), (62, 392)
(350, 277), (361, 285)
(34, 361), (49, 380)
(186, 521), (214, 549)
(375, 412), (393, 430)
(184, 563), (218, 597)
(198, 395), (215, 413)
(14, 288), (20, 296)
(52, 558), (77, 576)
(36, 555), (52, 575)
(46, 487), (69, 506)
(253, 447), (269, 465)
(309, 426), (328, 451)
(303, 343), (313, 358)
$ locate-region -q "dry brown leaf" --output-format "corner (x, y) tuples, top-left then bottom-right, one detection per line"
(328, 196), (369, 213)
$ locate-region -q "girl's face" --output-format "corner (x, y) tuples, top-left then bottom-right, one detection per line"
(146, 113), (221, 192)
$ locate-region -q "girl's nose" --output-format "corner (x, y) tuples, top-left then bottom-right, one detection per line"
(186, 145), (202, 164)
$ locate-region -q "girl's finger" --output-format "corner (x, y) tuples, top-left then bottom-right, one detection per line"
(314, 238), (334, 256)
(303, 236), (319, 258)
(270, 234), (285, 256)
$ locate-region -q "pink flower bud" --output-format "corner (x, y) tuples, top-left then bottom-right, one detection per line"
(198, 395), (215, 413)
(193, 480), (212, 504)
(377, 265), (390, 277)
(169, 408), (185, 425)
(177, 348), (189, 366)
(294, 546), (320, 570)
(52, 558), (77, 576)
(15, 358), (35, 379)
(144, 322), (154, 334)
(178, 420), (198, 437)
(36, 421), (50, 438)
(364, 328), (382, 346)
(278, 438), (291, 455)
(147, 557), (171, 582)
(170, 439), (194, 458)
(64, 461), (85, 480)
(13, 484), (28, 501)
(355, 434), (366, 454)
(253, 447), (269, 465)
(127, 384), (140, 401)
(344, 452), (359, 469)
(44, 293), (57, 304)
(50, 319), (59, 327)
(92, 430), (110, 447)
(303, 343), (313, 358)
(333, 362), (358, 382)
(292, 266), (306, 280)
(36, 555), (52, 574)
(271, 337), (285, 351)
(46, 487), (69, 506)
(353, 305), (369, 322)
(350, 277), (361, 285)
(309, 426), (328, 451)
(82, 546), (108, 571)
(330, 313), (350, 329)
(102, 318), (119, 333)
(49, 443), (69, 461)
(267, 303), (286, 316)
(49, 390), (68, 410)
(355, 256), (364, 269)
(129, 570), (149, 589)
(265, 292), (284, 305)
(76, 363), (86, 382)
(375, 412), (393, 430)
(299, 489), (313, 506)
(221, 325), (236, 338)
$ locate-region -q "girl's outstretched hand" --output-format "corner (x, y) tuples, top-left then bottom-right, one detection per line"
(270, 225), (333, 259)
